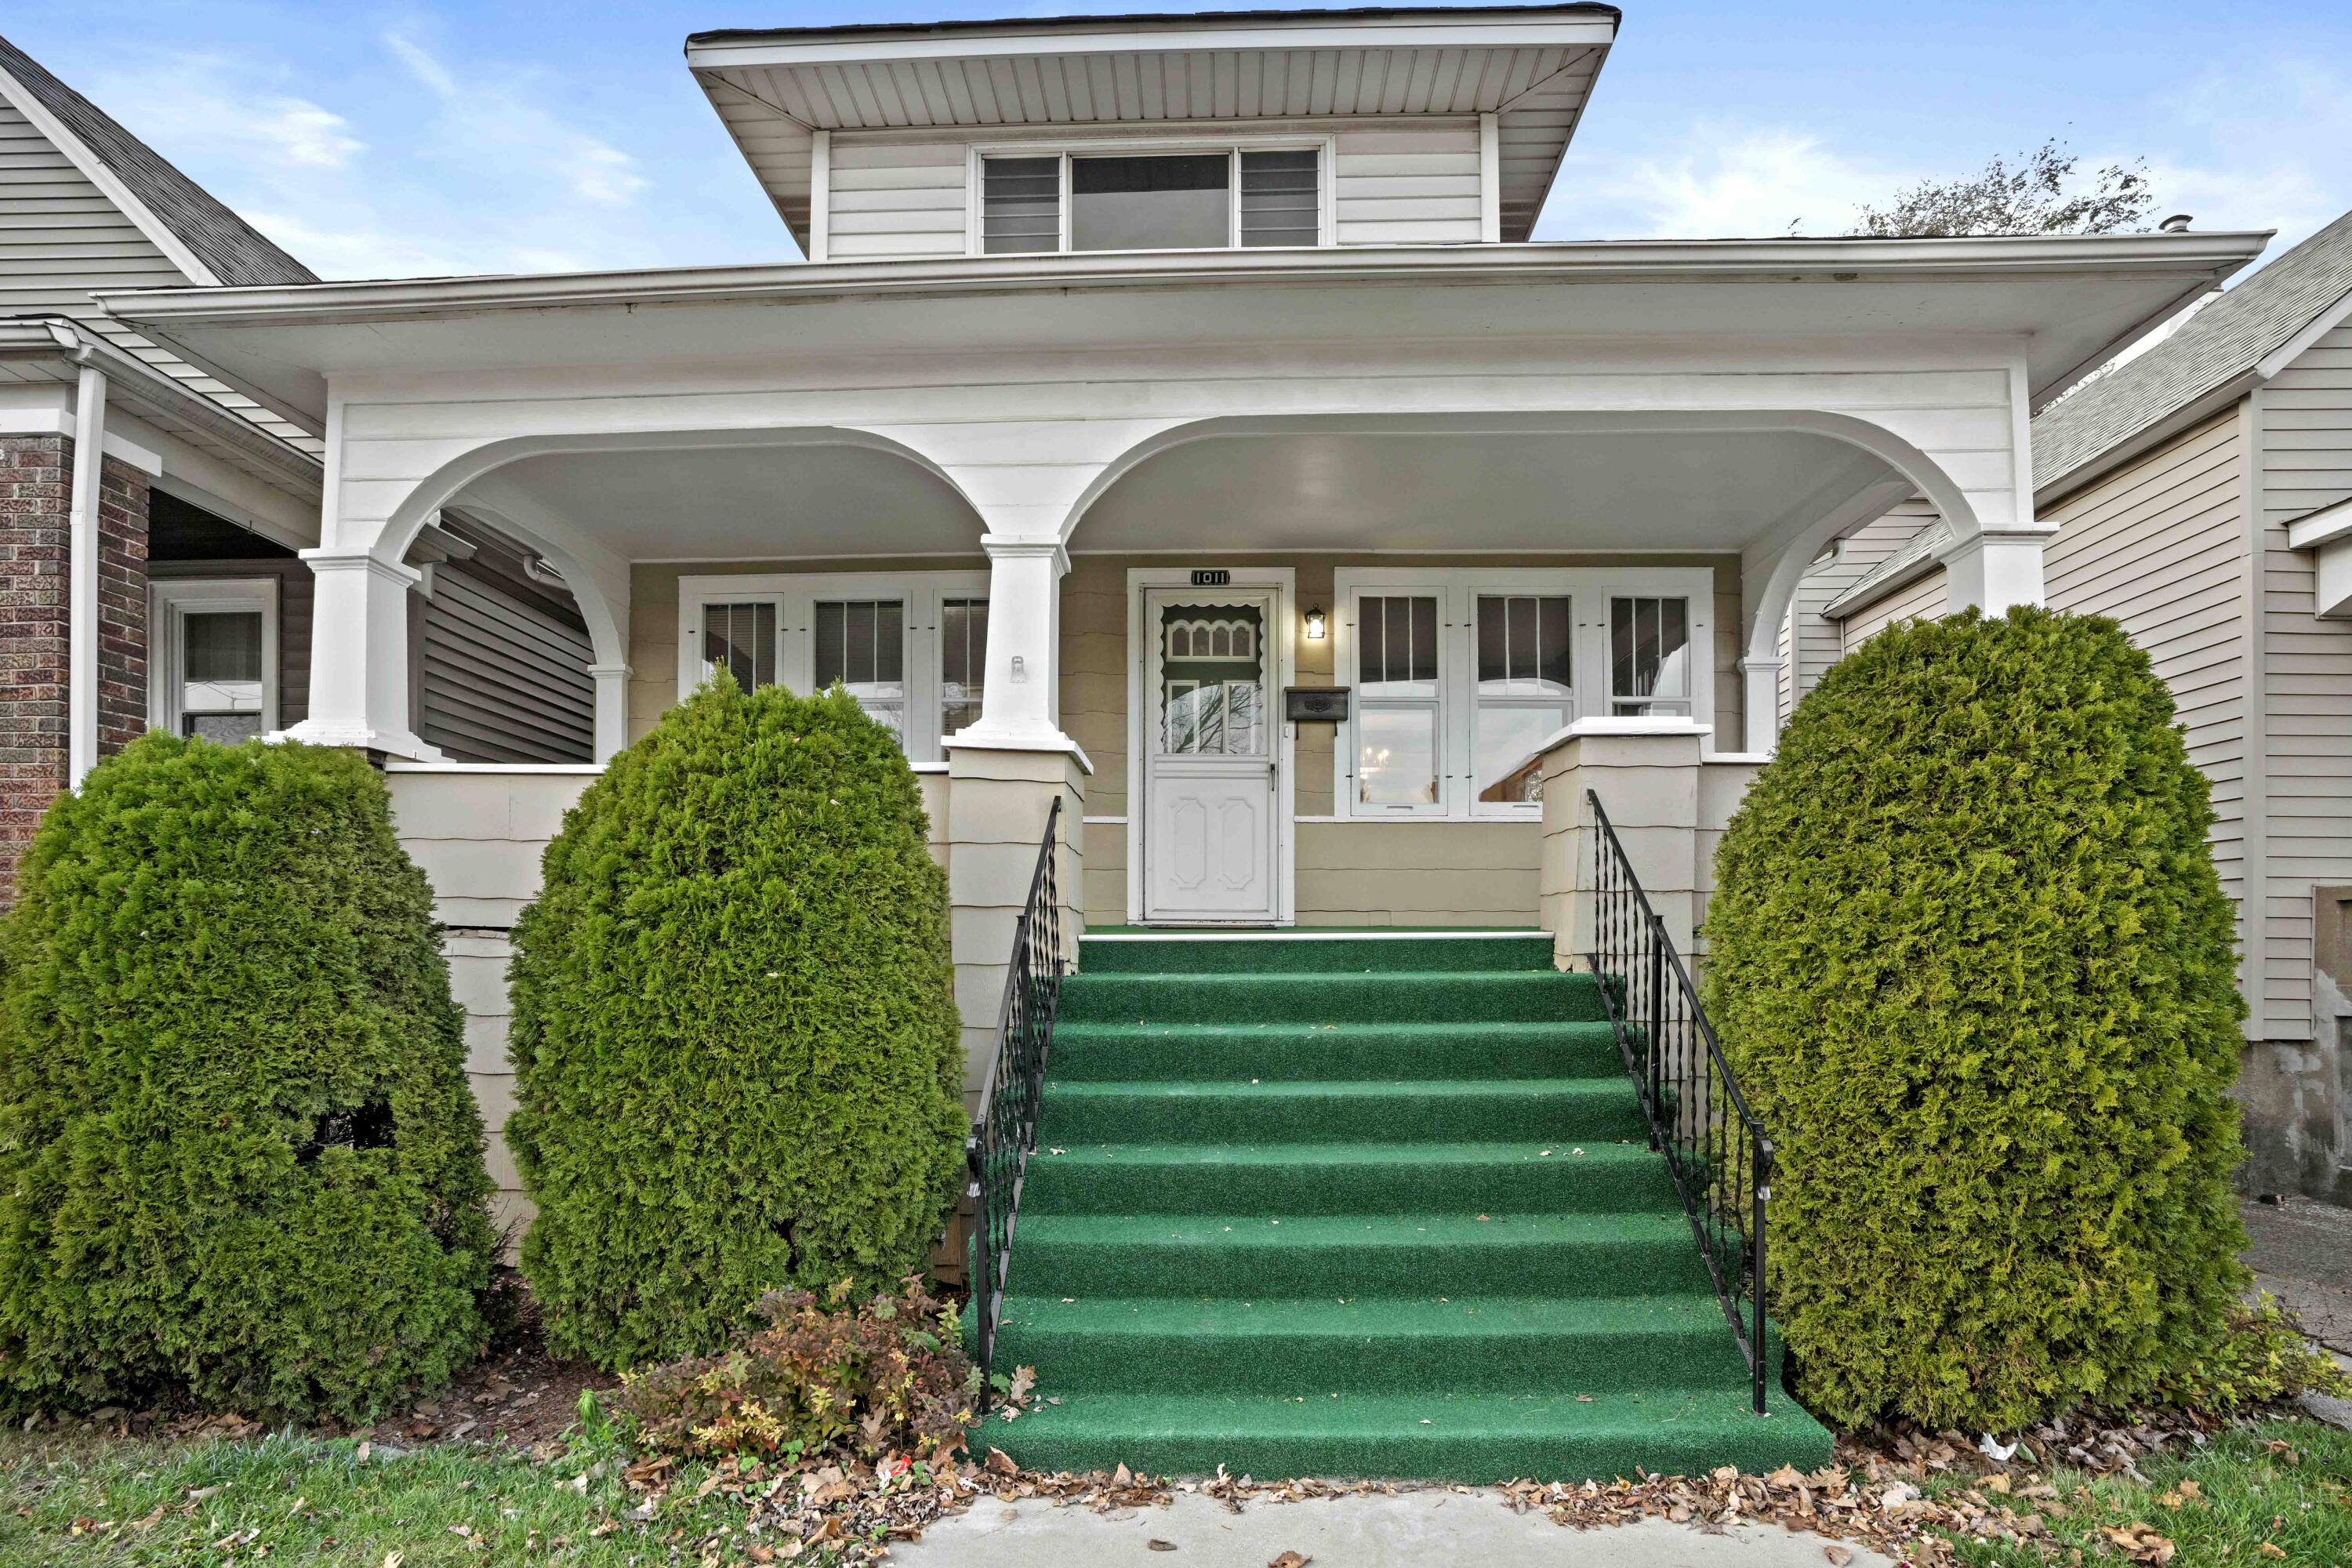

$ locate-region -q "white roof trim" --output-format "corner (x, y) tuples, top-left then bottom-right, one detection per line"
(2287, 495), (2352, 553)
(2256, 285), (2352, 382)
(0, 58), (222, 287)
(103, 230), (2274, 328)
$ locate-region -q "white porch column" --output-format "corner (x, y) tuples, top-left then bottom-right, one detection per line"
(954, 534), (1076, 751)
(1739, 656), (1779, 756)
(281, 549), (444, 760)
(586, 662), (631, 761)
(67, 364), (104, 787)
(1940, 529), (2052, 615)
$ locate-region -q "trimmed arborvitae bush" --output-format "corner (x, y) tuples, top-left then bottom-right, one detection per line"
(506, 679), (964, 1370)
(0, 736), (495, 1421)
(1706, 607), (2246, 1432)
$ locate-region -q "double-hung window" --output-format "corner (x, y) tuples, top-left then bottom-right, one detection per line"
(1334, 568), (1714, 820)
(677, 572), (989, 763)
(150, 577), (278, 742)
(979, 143), (1328, 254)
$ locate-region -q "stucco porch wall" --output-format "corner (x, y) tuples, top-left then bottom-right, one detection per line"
(630, 551), (1743, 927)
(386, 761), (951, 1236)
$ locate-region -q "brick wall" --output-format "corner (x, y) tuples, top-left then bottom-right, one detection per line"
(0, 434), (149, 902)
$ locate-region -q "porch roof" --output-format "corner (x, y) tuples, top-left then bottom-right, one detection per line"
(684, 5), (1619, 246)
(101, 230), (2270, 434)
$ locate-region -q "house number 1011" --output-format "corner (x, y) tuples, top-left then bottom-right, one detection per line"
(1190, 568), (1231, 586)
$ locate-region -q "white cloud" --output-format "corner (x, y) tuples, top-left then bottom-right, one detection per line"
(2130, 58), (2352, 252)
(90, 56), (362, 172)
(380, 32), (646, 208)
(1555, 124), (1912, 239)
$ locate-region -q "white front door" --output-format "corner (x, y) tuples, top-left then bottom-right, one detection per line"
(1142, 587), (1281, 924)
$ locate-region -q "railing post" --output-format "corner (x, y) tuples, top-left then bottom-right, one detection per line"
(1752, 1135), (1773, 1414)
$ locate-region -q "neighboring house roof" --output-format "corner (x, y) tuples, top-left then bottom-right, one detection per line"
(1821, 514), (1950, 621)
(0, 32), (314, 288)
(2034, 209), (2352, 498)
(686, 4), (1619, 249)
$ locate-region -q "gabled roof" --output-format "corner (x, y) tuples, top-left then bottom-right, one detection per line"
(687, 5), (1618, 249)
(0, 32), (315, 288)
(2034, 209), (2352, 497)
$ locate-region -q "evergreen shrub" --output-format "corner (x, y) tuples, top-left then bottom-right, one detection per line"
(0, 735), (495, 1420)
(1705, 607), (2247, 1431)
(507, 680), (964, 1370)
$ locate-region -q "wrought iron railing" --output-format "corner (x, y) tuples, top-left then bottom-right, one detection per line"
(966, 796), (1065, 1416)
(1585, 789), (1774, 1415)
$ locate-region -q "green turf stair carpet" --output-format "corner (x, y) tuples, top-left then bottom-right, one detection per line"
(987, 930), (1832, 1483)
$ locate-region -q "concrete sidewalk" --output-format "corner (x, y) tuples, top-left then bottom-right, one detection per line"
(892, 1491), (1895, 1567)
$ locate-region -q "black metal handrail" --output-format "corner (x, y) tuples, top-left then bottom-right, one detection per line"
(1585, 789), (1774, 1415)
(966, 795), (1064, 1415)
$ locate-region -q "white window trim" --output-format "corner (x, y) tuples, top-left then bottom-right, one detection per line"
(1331, 566), (1716, 822)
(967, 133), (1337, 256)
(676, 570), (990, 763)
(149, 576), (280, 740)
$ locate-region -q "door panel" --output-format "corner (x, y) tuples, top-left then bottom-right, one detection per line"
(1145, 590), (1279, 923)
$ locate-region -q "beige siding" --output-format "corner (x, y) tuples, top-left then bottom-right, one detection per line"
(818, 117), (1485, 262)
(1838, 564), (1946, 652)
(826, 138), (967, 260)
(1332, 121), (1481, 245)
(0, 98), (317, 452)
(2044, 412), (2250, 942)
(2259, 321), (2352, 1039)
(1297, 821), (1539, 925)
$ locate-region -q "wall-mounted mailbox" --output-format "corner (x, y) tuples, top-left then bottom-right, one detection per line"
(1284, 686), (1350, 722)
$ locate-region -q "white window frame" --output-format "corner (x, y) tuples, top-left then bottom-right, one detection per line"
(1332, 567), (1716, 822)
(676, 571), (990, 764)
(967, 133), (1338, 256)
(149, 576), (279, 740)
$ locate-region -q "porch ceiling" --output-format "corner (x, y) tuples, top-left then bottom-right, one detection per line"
(469, 441), (985, 561)
(1077, 427), (1887, 553)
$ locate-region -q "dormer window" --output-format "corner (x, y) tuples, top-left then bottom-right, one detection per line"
(980, 144), (1326, 256)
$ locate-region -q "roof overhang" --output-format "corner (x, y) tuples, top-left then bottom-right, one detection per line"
(100, 230), (2269, 432)
(0, 317), (321, 499)
(685, 5), (1619, 248)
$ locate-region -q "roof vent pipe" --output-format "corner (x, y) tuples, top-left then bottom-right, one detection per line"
(2158, 214), (2194, 233)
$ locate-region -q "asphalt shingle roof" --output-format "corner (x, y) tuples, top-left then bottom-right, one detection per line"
(0, 33), (315, 288)
(2034, 209), (2352, 493)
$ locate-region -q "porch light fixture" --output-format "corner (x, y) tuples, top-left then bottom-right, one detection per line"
(1303, 606), (1327, 641)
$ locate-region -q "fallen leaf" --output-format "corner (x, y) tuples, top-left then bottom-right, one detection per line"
(1149, 1540), (1178, 1552)
(1822, 1547), (1853, 1566)
(1269, 1554), (1312, 1568)
(985, 1447), (1018, 1476)
(2258, 1546), (2286, 1560)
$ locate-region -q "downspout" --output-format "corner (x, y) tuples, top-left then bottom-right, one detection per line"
(67, 349), (107, 789)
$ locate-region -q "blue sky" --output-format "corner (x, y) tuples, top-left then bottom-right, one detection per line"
(10, 1), (2350, 280)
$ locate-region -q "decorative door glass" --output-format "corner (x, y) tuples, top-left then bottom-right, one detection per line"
(1160, 603), (1266, 756)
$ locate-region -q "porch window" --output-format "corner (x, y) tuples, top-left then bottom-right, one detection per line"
(1474, 594), (1572, 805)
(979, 144), (1327, 255)
(1354, 594), (1441, 810)
(150, 577), (278, 743)
(1610, 596), (1693, 717)
(677, 571), (989, 763)
(814, 598), (906, 741)
(940, 598), (987, 738)
(1334, 568), (1715, 821)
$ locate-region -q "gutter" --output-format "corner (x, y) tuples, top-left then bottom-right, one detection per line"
(100, 230), (2272, 332)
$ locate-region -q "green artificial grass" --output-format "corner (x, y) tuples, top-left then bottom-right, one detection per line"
(994, 931), (1834, 1483)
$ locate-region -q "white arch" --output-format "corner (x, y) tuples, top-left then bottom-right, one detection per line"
(1054, 408), (1983, 550)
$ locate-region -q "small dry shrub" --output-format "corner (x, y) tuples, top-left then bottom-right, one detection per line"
(617, 1278), (976, 1463)
(2158, 1295), (2352, 1414)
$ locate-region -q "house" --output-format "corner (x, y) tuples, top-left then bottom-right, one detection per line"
(96, 5), (2271, 1478)
(0, 34), (599, 898)
(1805, 209), (2352, 1207)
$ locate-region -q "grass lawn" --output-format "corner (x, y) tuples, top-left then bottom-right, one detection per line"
(0, 1428), (791, 1566)
(1923, 1419), (2352, 1568)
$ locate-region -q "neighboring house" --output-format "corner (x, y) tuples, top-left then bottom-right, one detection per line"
(98, 5), (2270, 1472)
(1805, 209), (2352, 1207)
(0, 34), (596, 897)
